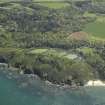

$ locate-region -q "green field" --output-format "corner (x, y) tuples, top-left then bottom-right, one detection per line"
(0, 0), (69, 9)
(83, 11), (105, 39)
(29, 48), (78, 60)
(77, 47), (94, 55)
(34, 0), (70, 9)
(83, 21), (105, 38)
(38, 2), (69, 9)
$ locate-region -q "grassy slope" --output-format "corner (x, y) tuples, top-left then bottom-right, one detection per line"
(83, 12), (105, 39)
(0, 0), (69, 9)
(29, 48), (78, 60)
(0, 47), (78, 60)
(38, 2), (69, 9)
(34, 0), (69, 9)
(84, 22), (105, 38)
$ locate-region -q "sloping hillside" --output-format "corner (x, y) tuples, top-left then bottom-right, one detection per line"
(0, 0), (105, 86)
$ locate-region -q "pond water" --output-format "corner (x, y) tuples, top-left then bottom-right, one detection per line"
(0, 69), (105, 105)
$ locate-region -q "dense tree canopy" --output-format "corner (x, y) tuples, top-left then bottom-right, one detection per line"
(0, 1), (105, 86)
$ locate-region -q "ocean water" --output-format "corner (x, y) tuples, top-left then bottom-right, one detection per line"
(0, 69), (105, 105)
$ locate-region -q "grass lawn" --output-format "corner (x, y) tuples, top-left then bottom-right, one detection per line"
(37, 2), (69, 9)
(0, 0), (69, 9)
(29, 48), (48, 54)
(83, 12), (97, 18)
(83, 21), (105, 38)
(77, 47), (94, 55)
(29, 48), (78, 60)
(28, 0), (70, 9)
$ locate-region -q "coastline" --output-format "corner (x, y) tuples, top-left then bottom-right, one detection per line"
(1, 63), (105, 89)
(0, 63), (81, 89)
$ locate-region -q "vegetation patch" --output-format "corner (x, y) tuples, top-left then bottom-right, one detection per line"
(68, 32), (89, 41)
(76, 47), (95, 55)
(0, 1), (105, 86)
(29, 48), (78, 60)
(83, 22), (105, 38)
(38, 2), (69, 9)
(29, 48), (48, 54)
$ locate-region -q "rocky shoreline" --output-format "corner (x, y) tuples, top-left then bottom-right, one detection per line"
(0, 63), (82, 90)
(2, 63), (105, 89)
(0, 63), (105, 91)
